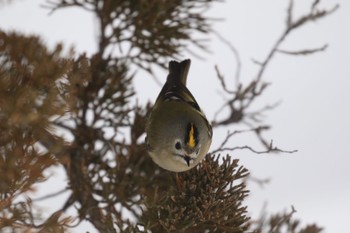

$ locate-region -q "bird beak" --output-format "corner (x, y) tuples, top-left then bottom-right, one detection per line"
(184, 156), (191, 167)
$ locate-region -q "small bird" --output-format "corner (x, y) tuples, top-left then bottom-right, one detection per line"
(145, 59), (212, 172)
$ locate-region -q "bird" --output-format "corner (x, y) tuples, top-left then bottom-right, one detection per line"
(145, 59), (212, 172)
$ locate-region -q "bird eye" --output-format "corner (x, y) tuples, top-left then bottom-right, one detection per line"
(175, 141), (182, 150)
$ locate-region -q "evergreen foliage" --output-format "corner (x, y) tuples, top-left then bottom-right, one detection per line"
(0, 0), (337, 232)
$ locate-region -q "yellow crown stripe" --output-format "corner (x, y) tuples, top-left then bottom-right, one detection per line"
(188, 124), (196, 148)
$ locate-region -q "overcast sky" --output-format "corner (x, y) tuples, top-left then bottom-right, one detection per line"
(1, 0), (349, 232)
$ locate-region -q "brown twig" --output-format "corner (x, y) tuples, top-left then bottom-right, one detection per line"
(270, 206), (297, 233)
(31, 189), (68, 202)
(214, 30), (242, 87)
(212, 0), (338, 155)
(277, 44), (328, 55)
(211, 142), (298, 155)
(211, 126), (270, 154)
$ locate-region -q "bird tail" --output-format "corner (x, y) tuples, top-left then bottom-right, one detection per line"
(167, 59), (191, 86)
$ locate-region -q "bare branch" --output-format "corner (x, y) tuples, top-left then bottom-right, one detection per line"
(312, 0), (321, 11)
(211, 126), (270, 154)
(215, 65), (235, 94)
(245, 101), (281, 123)
(42, 0), (95, 14)
(286, 0), (294, 27)
(212, 0), (338, 155)
(256, 1), (338, 82)
(32, 189), (68, 202)
(277, 44), (328, 55)
(246, 176), (271, 189)
(270, 206), (297, 233)
(212, 140), (298, 155)
(213, 30), (242, 86)
(290, 4), (339, 31)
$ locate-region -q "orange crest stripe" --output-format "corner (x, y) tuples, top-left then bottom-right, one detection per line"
(188, 124), (196, 148)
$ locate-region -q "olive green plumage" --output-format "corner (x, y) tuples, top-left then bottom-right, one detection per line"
(146, 59), (212, 172)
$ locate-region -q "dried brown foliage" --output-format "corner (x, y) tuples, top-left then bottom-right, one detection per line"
(141, 156), (249, 233)
(0, 31), (71, 231)
(0, 0), (337, 232)
(251, 206), (323, 233)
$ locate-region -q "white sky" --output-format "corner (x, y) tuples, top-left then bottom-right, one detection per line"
(1, 0), (349, 232)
